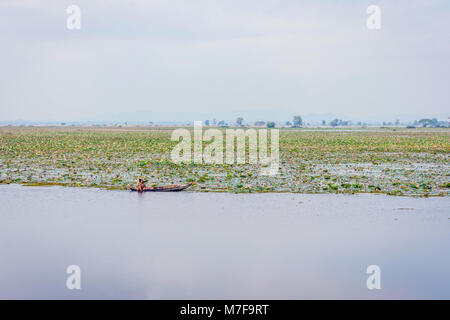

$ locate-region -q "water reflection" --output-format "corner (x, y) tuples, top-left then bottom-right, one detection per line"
(0, 185), (449, 299)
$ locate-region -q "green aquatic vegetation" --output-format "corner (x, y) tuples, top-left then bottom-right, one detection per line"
(328, 183), (339, 190)
(0, 126), (449, 196)
(352, 183), (363, 189)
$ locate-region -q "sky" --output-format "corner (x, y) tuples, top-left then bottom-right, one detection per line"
(0, 0), (449, 122)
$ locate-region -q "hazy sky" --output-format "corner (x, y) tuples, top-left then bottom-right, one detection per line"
(1, 0), (449, 121)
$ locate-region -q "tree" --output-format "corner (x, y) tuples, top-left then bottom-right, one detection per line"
(341, 120), (351, 126)
(321, 120), (326, 126)
(285, 121), (292, 126)
(205, 120), (210, 126)
(266, 122), (276, 128)
(431, 118), (439, 127)
(292, 116), (303, 127)
(330, 119), (341, 127)
(236, 117), (244, 126)
(254, 121), (265, 126)
(418, 119), (432, 127)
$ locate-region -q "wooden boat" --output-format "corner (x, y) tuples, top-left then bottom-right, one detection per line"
(128, 182), (192, 192)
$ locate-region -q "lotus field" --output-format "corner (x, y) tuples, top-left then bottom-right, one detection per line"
(0, 126), (449, 196)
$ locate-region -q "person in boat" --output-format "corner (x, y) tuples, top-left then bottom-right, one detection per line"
(136, 178), (146, 192)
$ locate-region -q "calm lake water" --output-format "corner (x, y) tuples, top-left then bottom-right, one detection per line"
(0, 184), (449, 299)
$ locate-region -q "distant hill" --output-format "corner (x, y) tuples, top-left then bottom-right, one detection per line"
(1, 111), (448, 126)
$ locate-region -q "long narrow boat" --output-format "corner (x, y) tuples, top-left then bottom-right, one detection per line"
(128, 182), (193, 192)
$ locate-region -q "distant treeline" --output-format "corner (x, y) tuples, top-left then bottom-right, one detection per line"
(201, 116), (449, 128)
